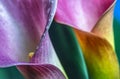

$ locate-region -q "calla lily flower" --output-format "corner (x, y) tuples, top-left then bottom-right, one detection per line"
(0, 0), (119, 79)
(0, 0), (66, 79)
(50, 0), (119, 79)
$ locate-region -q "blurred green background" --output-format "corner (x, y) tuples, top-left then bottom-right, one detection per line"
(0, 66), (24, 79)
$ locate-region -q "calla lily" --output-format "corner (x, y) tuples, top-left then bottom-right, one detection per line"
(0, 0), (66, 79)
(50, 0), (119, 79)
(0, 0), (119, 79)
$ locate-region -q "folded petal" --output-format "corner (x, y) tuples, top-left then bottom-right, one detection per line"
(18, 65), (66, 79)
(72, 3), (119, 78)
(49, 21), (88, 79)
(0, 0), (66, 78)
(55, 0), (114, 31)
(16, 32), (67, 79)
(30, 32), (67, 78)
(74, 29), (119, 79)
(92, 7), (114, 49)
(0, 0), (57, 67)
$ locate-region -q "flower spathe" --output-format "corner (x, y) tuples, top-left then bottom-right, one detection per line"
(51, 0), (119, 79)
(0, 0), (66, 79)
(0, 0), (56, 66)
(0, 0), (119, 79)
(55, 0), (114, 32)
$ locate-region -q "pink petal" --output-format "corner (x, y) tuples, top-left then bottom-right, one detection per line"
(55, 0), (114, 32)
(18, 65), (66, 79)
(30, 32), (64, 72)
(0, 0), (57, 67)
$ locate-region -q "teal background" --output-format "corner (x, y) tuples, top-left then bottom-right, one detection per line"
(114, 0), (120, 63)
(0, 67), (24, 79)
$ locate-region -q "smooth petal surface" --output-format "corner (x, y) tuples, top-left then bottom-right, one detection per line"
(0, 0), (66, 78)
(30, 32), (66, 78)
(92, 7), (114, 49)
(18, 65), (66, 79)
(49, 21), (88, 79)
(0, 0), (57, 67)
(16, 32), (66, 79)
(74, 29), (119, 79)
(55, 0), (114, 32)
(50, 1), (118, 78)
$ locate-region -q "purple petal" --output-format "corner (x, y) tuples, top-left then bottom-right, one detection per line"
(30, 32), (65, 74)
(31, 33), (61, 65)
(17, 64), (66, 79)
(0, 0), (57, 67)
(16, 32), (66, 79)
(55, 0), (115, 32)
